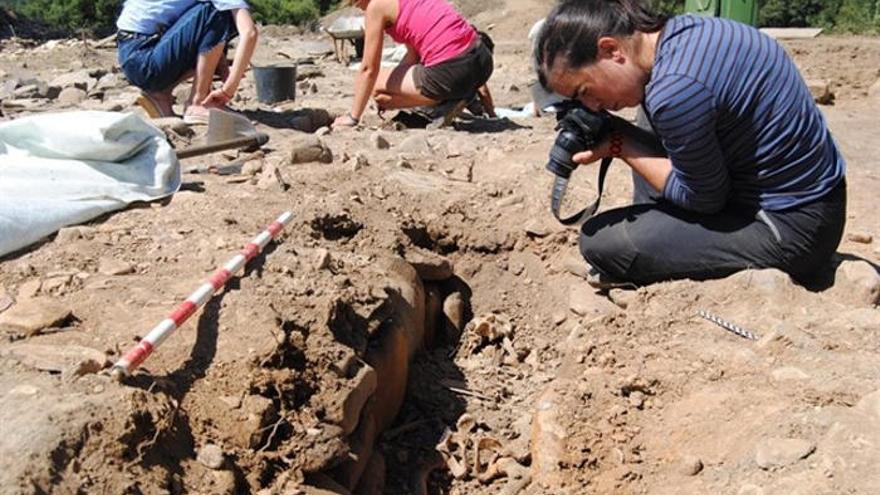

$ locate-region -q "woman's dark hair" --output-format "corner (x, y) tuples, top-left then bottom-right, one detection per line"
(535, 0), (668, 88)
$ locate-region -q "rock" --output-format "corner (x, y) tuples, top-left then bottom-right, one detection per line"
(95, 73), (122, 92)
(678, 455), (703, 476)
(832, 260), (880, 306)
(608, 288), (636, 309)
(234, 395), (276, 449)
(370, 132), (390, 150)
(805, 79), (833, 105)
(153, 117), (194, 138)
(568, 285), (619, 317)
(347, 152), (369, 171)
(559, 254), (589, 278)
(496, 194), (524, 207)
(241, 159), (264, 176)
(729, 268), (792, 294)
(10, 384), (40, 396)
(98, 257), (135, 276)
(755, 438), (815, 469)
(288, 109), (333, 133)
(771, 366), (809, 381)
(55, 227), (84, 242)
(3, 343), (107, 373)
(404, 250), (453, 281)
(314, 248), (331, 270)
(0, 298), (72, 336)
(49, 70), (95, 91)
(197, 444), (225, 470)
(289, 134), (333, 164)
(846, 232), (873, 244)
(442, 291), (466, 339)
(524, 219), (553, 237)
(397, 134), (432, 155)
(57, 87), (87, 106)
(17, 279), (42, 298)
(329, 364), (377, 435)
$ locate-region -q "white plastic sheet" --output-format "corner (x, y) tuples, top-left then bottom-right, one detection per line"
(0, 111), (180, 257)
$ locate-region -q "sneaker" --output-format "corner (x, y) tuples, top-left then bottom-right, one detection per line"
(426, 99), (468, 130)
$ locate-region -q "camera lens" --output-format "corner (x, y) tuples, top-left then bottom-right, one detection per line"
(545, 130), (584, 179)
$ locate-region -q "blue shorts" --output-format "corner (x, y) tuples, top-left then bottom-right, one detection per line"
(117, 2), (238, 92)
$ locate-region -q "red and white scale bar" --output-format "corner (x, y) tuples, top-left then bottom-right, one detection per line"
(110, 211), (294, 379)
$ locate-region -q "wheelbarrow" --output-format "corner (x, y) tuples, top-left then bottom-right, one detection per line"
(324, 15), (365, 63)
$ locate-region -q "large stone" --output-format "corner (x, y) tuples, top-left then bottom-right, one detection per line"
(49, 70), (95, 92)
(57, 87), (87, 106)
(568, 285), (620, 317)
(404, 250), (454, 281)
(755, 438), (816, 469)
(832, 260), (880, 306)
(328, 364), (378, 435)
(0, 298), (73, 336)
(232, 395), (276, 449)
(289, 134), (333, 164)
(2, 343), (107, 373)
(442, 291), (466, 340)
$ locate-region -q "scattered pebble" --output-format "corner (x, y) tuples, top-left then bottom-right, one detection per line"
(197, 444), (225, 470)
(678, 455), (703, 476)
(755, 438), (816, 469)
(847, 232), (873, 244)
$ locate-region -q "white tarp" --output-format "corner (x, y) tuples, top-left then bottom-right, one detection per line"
(0, 111), (180, 257)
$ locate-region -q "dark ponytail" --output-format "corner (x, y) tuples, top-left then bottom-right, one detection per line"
(535, 0), (667, 87)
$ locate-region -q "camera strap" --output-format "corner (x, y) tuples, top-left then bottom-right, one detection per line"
(550, 156), (613, 225)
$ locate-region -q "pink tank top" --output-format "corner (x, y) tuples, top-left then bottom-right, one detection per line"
(385, 0), (477, 67)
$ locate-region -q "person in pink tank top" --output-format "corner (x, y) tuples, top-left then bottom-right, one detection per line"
(332, 0), (495, 129)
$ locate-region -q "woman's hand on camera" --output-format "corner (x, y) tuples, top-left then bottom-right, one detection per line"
(572, 139), (614, 165)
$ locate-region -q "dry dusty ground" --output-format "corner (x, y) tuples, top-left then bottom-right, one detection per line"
(0, 1), (879, 494)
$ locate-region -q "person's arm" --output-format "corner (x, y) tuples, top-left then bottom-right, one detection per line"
(203, 8), (258, 105)
(476, 84), (495, 117)
(572, 116), (672, 192)
(402, 44), (420, 66)
(575, 78), (730, 213)
(333, 1), (387, 128)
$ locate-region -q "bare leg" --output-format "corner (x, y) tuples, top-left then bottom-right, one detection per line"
(186, 42), (227, 118)
(372, 63), (437, 110)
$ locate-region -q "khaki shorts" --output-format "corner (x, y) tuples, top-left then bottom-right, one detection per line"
(412, 38), (494, 101)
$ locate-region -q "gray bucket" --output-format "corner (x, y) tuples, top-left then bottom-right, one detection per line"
(253, 63), (297, 104)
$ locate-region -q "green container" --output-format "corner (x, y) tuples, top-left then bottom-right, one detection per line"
(685, 0), (719, 17)
(685, 0), (758, 26)
(720, 0), (758, 26)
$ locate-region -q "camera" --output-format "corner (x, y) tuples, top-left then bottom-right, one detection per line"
(546, 102), (610, 179)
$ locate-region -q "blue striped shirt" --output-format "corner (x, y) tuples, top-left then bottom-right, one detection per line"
(646, 15), (845, 213)
(118, 0), (249, 35)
